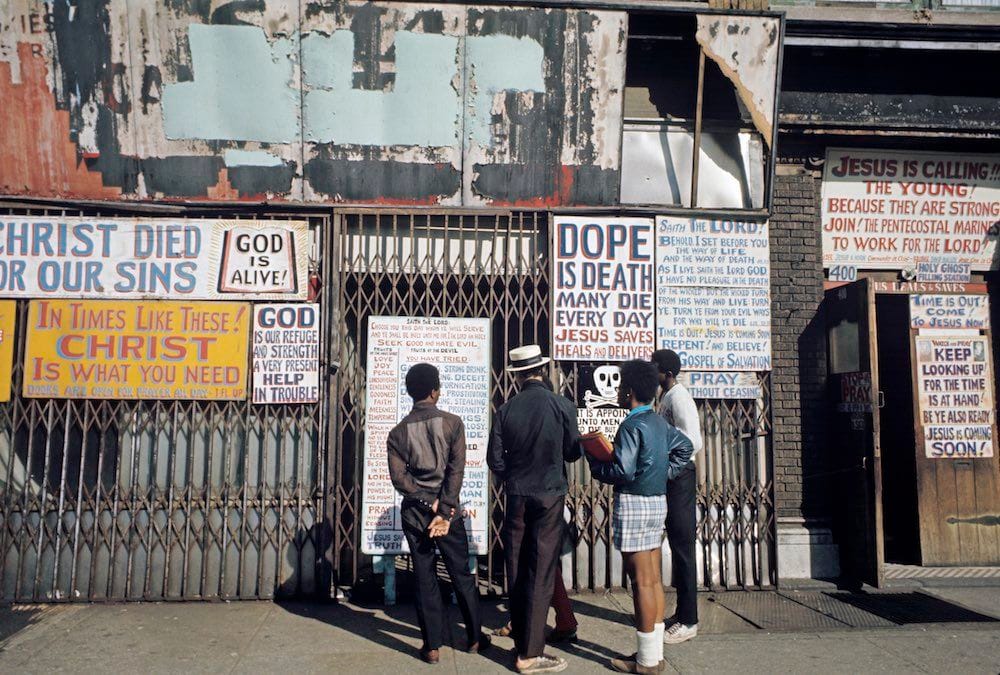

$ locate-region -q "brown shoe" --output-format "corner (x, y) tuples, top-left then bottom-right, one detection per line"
(493, 622), (513, 637)
(610, 654), (665, 674)
(468, 634), (491, 654)
(419, 647), (440, 664)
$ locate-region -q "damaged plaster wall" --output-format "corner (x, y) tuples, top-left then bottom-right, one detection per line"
(695, 14), (780, 148)
(0, 0), (626, 206)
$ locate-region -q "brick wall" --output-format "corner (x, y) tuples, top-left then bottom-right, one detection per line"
(769, 164), (831, 522)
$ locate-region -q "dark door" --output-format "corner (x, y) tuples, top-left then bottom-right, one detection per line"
(825, 279), (885, 587)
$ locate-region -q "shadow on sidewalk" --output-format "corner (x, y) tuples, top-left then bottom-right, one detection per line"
(276, 600), (424, 658)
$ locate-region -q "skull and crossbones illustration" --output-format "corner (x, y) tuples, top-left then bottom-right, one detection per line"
(584, 365), (621, 409)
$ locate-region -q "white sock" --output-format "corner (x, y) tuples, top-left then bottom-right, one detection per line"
(653, 622), (665, 660)
(636, 629), (659, 667)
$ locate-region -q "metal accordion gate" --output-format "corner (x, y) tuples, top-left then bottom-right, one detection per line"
(329, 210), (776, 594)
(0, 202), (335, 602)
(0, 204), (775, 602)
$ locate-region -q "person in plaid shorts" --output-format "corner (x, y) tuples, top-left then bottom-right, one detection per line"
(587, 360), (693, 674)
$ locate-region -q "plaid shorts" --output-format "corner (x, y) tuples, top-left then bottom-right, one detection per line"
(612, 493), (667, 553)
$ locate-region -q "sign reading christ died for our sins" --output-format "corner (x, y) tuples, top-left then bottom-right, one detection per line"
(0, 217), (309, 299)
(361, 317), (491, 555)
(915, 335), (995, 459)
(23, 300), (250, 400)
(552, 216), (654, 361)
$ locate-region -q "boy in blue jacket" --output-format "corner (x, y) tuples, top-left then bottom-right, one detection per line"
(588, 360), (693, 674)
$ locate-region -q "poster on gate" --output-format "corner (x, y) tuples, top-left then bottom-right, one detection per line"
(0, 300), (15, 402)
(361, 317), (491, 555)
(909, 294), (990, 331)
(655, 217), (772, 372)
(0, 217), (309, 299)
(821, 148), (1000, 271)
(552, 216), (655, 361)
(252, 304), (321, 404)
(22, 300), (250, 400)
(915, 335), (995, 459)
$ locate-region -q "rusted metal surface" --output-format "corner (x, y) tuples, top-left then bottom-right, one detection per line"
(0, 1), (626, 206)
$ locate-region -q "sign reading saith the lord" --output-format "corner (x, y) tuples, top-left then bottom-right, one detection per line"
(0, 217), (309, 299)
(23, 300), (250, 400)
(821, 149), (1000, 270)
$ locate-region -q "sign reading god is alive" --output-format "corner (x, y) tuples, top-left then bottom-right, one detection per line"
(23, 300), (250, 400)
(821, 148), (1000, 270)
(361, 317), (491, 555)
(552, 216), (654, 361)
(0, 217), (309, 299)
(252, 304), (321, 404)
(915, 335), (995, 459)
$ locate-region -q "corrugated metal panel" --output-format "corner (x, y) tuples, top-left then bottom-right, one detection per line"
(0, 1), (626, 206)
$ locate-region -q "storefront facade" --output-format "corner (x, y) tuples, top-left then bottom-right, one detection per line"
(0, 0), (996, 602)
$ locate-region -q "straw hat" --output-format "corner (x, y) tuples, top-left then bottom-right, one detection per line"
(506, 344), (551, 372)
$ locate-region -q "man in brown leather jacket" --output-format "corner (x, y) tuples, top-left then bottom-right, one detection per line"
(387, 362), (489, 664)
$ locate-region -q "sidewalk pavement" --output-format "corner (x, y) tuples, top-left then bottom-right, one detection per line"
(1, 586), (999, 674)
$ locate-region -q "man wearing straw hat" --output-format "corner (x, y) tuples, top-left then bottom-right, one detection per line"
(488, 345), (582, 674)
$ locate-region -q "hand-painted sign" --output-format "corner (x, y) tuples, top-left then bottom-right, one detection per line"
(679, 371), (762, 400)
(910, 294), (990, 330)
(916, 262), (970, 283)
(0, 301), (15, 402)
(655, 217), (772, 372)
(0, 217), (309, 299)
(821, 148), (1000, 270)
(915, 335), (995, 458)
(361, 317), (491, 555)
(837, 371), (874, 413)
(552, 217), (655, 361)
(252, 304), (320, 404)
(23, 300), (250, 400)
(576, 364), (628, 440)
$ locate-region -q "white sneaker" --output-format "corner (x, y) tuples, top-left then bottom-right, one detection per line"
(663, 622), (697, 644)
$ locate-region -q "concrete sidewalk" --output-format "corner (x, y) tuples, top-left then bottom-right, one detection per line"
(0, 587), (999, 674)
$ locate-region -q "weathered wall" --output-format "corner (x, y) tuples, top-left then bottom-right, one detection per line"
(0, 1), (625, 205)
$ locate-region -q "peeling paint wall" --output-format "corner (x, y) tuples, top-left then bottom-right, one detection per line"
(0, 1), (627, 206)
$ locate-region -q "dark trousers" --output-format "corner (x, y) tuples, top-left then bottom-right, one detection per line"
(504, 493), (565, 659)
(401, 505), (481, 650)
(666, 462), (698, 625)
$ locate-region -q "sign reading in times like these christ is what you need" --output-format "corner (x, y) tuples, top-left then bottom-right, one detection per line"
(23, 300), (250, 400)
(0, 217), (309, 299)
(361, 317), (491, 555)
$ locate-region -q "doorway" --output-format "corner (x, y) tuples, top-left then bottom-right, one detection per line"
(874, 294), (920, 564)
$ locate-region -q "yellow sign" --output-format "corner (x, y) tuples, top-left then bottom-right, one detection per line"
(23, 300), (250, 400)
(0, 301), (16, 402)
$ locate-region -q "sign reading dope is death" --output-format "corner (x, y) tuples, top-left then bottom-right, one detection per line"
(821, 148), (1000, 270)
(656, 218), (772, 371)
(0, 217), (309, 299)
(252, 304), (320, 404)
(915, 335), (995, 459)
(23, 300), (250, 400)
(362, 317), (491, 555)
(552, 217), (654, 361)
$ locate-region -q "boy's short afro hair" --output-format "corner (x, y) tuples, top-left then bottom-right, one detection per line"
(619, 359), (659, 405)
(405, 363), (440, 401)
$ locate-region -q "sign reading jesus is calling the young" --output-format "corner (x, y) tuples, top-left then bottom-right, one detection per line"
(252, 304), (321, 404)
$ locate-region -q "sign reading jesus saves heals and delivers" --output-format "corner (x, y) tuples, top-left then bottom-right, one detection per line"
(23, 300), (250, 400)
(0, 217), (309, 299)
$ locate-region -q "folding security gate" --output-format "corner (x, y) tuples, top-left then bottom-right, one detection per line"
(328, 210), (776, 593)
(0, 203), (335, 601)
(0, 204), (775, 601)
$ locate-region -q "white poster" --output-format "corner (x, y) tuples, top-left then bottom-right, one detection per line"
(679, 371), (762, 399)
(361, 317), (491, 555)
(577, 363), (628, 438)
(552, 216), (655, 361)
(915, 335), (995, 459)
(655, 217), (772, 372)
(821, 148), (1000, 270)
(910, 294), (990, 331)
(252, 304), (321, 404)
(0, 217), (309, 299)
